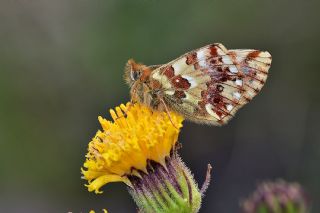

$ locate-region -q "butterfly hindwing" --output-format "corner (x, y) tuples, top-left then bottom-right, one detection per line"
(151, 43), (271, 125)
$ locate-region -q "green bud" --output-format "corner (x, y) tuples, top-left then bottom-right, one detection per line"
(127, 153), (212, 213)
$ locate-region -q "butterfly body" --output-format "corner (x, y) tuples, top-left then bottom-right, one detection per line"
(124, 43), (271, 125)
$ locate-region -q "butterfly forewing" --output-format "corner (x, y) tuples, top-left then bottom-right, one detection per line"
(151, 43), (271, 125)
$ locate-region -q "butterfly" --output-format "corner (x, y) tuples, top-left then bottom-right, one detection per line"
(124, 43), (271, 125)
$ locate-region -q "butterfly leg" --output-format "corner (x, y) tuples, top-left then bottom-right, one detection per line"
(114, 100), (136, 122)
(126, 98), (136, 112)
(159, 98), (179, 129)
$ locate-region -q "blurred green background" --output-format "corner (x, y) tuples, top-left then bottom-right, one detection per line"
(0, 0), (319, 212)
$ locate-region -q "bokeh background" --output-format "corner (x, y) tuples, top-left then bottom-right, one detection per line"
(0, 0), (319, 212)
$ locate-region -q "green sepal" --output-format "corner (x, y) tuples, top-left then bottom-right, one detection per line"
(128, 155), (204, 213)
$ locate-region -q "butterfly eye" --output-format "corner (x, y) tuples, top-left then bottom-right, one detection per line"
(131, 70), (141, 81)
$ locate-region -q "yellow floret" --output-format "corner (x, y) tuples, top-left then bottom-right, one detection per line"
(81, 102), (183, 194)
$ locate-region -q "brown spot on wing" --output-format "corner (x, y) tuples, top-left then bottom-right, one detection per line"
(243, 96), (251, 102)
(213, 97), (222, 104)
(217, 85), (224, 92)
(186, 52), (197, 65)
(171, 75), (191, 89)
(174, 91), (186, 99)
(210, 45), (218, 56)
(161, 66), (175, 78)
(216, 67), (223, 72)
(247, 50), (261, 59)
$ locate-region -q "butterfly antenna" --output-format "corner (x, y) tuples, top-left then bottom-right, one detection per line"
(160, 98), (179, 129)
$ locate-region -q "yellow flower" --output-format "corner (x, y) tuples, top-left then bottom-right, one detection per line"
(81, 102), (183, 194)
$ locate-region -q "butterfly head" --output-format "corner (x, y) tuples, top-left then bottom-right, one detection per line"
(124, 59), (153, 103)
(124, 59), (150, 86)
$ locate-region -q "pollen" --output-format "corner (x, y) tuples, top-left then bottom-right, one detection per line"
(81, 102), (184, 194)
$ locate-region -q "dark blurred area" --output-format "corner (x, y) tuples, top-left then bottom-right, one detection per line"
(0, 0), (319, 212)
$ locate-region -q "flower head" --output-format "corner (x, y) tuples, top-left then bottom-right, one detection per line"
(81, 102), (183, 194)
(241, 180), (310, 213)
(128, 154), (205, 213)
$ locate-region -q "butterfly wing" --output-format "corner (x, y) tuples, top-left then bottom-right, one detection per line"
(151, 43), (271, 125)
